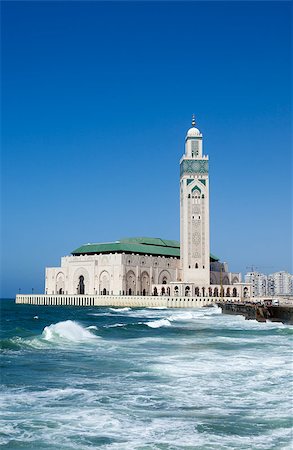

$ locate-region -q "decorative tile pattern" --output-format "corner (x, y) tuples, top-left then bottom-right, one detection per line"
(180, 159), (208, 177)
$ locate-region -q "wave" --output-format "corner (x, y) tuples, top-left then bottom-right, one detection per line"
(86, 325), (98, 330)
(1, 321), (98, 352)
(149, 306), (168, 310)
(109, 307), (131, 312)
(42, 320), (98, 344)
(145, 319), (172, 328)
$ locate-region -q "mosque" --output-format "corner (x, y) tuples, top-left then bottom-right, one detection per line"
(44, 117), (249, 300)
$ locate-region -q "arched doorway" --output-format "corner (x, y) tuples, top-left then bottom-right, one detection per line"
(141, 272), (150, 296)
(233, 287), (237, 297)
(78, 275), (85, 295)
(158, 270), (171, 285)
(99, 271), (110, 296)
(126, 271), (136, 296)
(185, 286), (190, 296)
(153, 287), (158, 296)
(56, 272), (65, 295)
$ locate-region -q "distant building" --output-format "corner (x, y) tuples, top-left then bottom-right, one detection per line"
(245, 270), (293, 296)
(245, 272), (268, 297)
(268, 271), (293, 296)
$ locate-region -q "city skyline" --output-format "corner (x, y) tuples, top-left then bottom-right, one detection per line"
(1, 1), (292, 297)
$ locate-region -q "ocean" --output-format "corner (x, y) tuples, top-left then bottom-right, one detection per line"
(0, 298), (292, 449)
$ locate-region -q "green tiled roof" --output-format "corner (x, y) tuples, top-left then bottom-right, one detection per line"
(72, 237), (219, 261)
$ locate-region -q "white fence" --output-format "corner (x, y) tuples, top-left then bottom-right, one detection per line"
(15, 294), (241, 308)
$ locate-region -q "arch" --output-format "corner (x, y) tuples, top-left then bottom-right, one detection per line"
(161, 287), (165, 295)
(222, 276), (229, 285)
(232, 276), (239, 284)
(167, 287), (170, 296)
(174, 286), (179, 296)
(232, 287), (237, 297)
(214, 287), (219, 297)
(210, 273), (217, 285)
(141, 271), (150, 296)
(78, 275), (85, 295)
(226, 287), (231, 297)
(73, 268), (89, 295)
(243, 287), (249, 298)
(126, 270), (136, 296)
(101, 256), (109, 265)
(99, 270), (110, 296)
(185, 286), (190, 297)
(209, 287), (213, 296)
(202, 287), (205, 296)
(56, 272), (65, 295)
(194, 286), (200, 296)
(158, 270), (171, 285)
(153, 287), (158, 296)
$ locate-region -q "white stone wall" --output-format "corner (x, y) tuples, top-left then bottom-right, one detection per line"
(45, 253), (180, 296)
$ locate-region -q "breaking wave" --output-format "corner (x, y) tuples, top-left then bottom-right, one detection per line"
(109, 307), (131, 312)
(1, 321), (98, 352)
(42, 320), (98, 344)
(145, 319), (172, 328)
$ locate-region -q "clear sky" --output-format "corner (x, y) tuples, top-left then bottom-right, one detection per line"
(1, 1), (292, 297)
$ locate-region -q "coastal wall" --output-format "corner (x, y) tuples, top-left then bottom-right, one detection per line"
(15, 294), (240, 308)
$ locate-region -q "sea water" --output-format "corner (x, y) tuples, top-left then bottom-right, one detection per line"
(0, 298), (292, 449)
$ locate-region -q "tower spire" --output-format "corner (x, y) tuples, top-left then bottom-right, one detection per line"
(191, 114), (196, 127)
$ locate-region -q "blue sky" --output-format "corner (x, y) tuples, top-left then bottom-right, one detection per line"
(1, 1), (292, 297)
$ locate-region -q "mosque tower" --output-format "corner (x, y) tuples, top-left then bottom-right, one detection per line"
(180, 115), (210, 286)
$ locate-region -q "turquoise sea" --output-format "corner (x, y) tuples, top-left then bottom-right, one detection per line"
(1, 298), (292, 449)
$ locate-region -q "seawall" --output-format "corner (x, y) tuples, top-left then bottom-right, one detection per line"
(15, 294), (240, 308)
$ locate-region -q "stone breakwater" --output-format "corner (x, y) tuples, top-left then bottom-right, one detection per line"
(15, 294), (240, 308)
(217, 301), (293, 325)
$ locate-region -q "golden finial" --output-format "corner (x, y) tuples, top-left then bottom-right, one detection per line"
(191, 114), (196, 127)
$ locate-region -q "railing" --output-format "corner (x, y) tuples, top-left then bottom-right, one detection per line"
(15, 294), (241, 308)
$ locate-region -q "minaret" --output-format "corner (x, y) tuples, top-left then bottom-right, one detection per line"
(180, 115), (210, 286)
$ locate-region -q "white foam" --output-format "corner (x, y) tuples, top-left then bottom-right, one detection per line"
(86, 325), (98, 330)
(145, 319), (171, 328)
(149, 306), (168, 310)
(33, 316), (39, 319)
(42, 320), (97, 344)
(109, 307), (131, 312)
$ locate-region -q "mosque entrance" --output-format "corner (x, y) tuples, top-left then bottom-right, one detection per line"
(78, 275), (85, 295)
